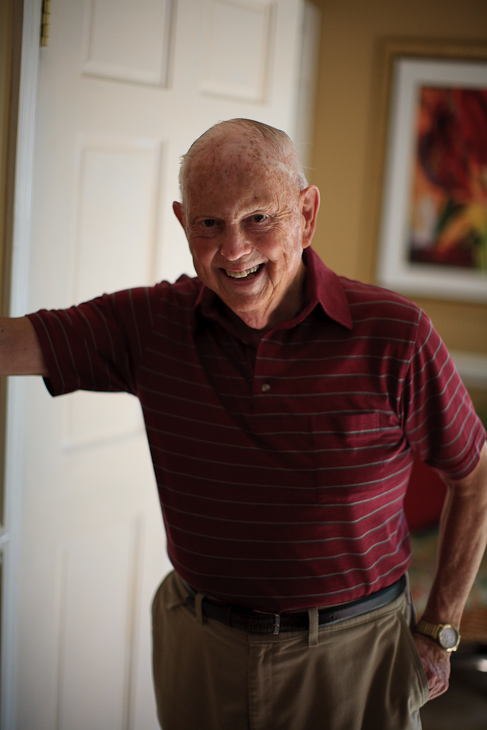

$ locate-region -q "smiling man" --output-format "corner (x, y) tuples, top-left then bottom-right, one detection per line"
(1, 119), (487, 730)
(172, 123), (319, 330)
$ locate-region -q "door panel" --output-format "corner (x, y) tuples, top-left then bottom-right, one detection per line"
(200, 0), (274, 101)
(81, 0), (174, 86)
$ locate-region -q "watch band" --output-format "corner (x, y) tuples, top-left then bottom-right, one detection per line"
(416, 619), (441, 640)
(415, 619), (461, 651)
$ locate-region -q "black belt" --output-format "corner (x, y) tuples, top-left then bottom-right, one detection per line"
(185, 574), (407, 635)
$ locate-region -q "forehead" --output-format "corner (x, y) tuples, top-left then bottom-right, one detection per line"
(184, 137), (295, 213)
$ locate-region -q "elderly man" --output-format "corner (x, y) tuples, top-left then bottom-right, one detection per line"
(1, 119), (487, 730)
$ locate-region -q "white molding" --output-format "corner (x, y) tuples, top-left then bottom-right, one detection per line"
(1, 1), (42, 728)
(294, 0), (321, 171)
(450, 351), (487, 390)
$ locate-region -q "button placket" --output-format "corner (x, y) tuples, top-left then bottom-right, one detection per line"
(254, 337), (274, 400)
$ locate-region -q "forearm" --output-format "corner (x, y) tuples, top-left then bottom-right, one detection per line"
(0, 316), (48, 377)
(421, 442), (487, 627)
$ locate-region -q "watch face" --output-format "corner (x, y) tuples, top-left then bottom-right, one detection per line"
(438, 625), (459, 650)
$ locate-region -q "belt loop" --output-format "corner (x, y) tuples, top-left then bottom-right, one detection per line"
(195, 593), (206, 625)
(308, 607), (319, 648)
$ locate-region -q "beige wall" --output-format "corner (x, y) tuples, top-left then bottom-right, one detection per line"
(1, 0), (21, 316)
(309, 0), (487, 411)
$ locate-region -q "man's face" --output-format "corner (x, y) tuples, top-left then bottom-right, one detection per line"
(174, 138), (319, 330)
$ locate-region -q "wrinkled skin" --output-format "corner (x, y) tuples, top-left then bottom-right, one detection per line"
(173, 135), (320, 331)
(413, 633), (451, 700)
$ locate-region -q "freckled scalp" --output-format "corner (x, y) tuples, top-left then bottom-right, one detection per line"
(178, 119), (308, 205)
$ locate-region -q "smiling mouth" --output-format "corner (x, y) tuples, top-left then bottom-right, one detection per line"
(224, 264), (263, 280)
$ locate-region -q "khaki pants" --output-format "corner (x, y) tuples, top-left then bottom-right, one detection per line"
(152, 571), (429, 730)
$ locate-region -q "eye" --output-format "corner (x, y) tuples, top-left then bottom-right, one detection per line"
(252, 214), (267, 223)
(201, 219), (216, 228)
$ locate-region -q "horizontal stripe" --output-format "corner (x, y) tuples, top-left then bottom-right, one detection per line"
(28, 247), (486, 612)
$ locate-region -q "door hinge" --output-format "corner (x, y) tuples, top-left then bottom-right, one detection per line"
(40, 0), (51, 47)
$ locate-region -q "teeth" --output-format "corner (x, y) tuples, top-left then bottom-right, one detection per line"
(226, 265), (260, 279)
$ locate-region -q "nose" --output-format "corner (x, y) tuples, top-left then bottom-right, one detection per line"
(219, 224), (252, 261)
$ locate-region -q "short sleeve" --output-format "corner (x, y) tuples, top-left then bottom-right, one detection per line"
(402, 310), (486, 479)
(27, 287), (156, 396)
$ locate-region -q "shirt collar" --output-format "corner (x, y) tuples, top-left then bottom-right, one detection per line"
(303, 247), (353, 329)
(194, 246), (353, 333)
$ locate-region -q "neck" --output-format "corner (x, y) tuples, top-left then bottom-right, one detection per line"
(233, 260), (308, 332)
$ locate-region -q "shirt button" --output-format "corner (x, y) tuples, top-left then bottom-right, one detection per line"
(261, 383), (271, 393)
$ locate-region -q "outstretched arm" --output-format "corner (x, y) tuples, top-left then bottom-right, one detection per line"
(0, 316), (48, 377)
(413, 442), (487, 699)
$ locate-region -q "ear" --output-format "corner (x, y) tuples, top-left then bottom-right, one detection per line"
(299, 185), (320, 249)
(173, 201), (186, 229)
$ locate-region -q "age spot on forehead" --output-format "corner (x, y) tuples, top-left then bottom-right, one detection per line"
(183, 134), (300, 217)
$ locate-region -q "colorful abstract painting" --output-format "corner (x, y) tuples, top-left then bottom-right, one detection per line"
(409, 87), (487, 270)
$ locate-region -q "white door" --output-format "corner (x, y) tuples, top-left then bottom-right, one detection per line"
(3, 0), (311, 729)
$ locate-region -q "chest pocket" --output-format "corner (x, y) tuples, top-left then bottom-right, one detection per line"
(311, 412), (387, 495)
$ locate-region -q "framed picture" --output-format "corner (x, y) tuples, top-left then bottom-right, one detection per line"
(376, 42), (487, 301)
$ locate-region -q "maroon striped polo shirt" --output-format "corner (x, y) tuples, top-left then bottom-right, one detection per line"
(28, 247), (486, 612)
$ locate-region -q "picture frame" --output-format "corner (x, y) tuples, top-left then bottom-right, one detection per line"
(376, 41), (487, 301)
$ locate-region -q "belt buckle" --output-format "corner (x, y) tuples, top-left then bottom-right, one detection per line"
(255, 609), (281, 635)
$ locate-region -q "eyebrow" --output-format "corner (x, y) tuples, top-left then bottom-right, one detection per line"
(187, 196), (278, 222)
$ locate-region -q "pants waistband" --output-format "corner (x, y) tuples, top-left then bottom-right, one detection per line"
(184, 574), (407, 635)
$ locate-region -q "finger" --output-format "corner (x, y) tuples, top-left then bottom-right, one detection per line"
(421, 658), (449, 699)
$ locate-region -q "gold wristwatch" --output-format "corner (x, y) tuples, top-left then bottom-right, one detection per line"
(415, 619), (461, 652)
